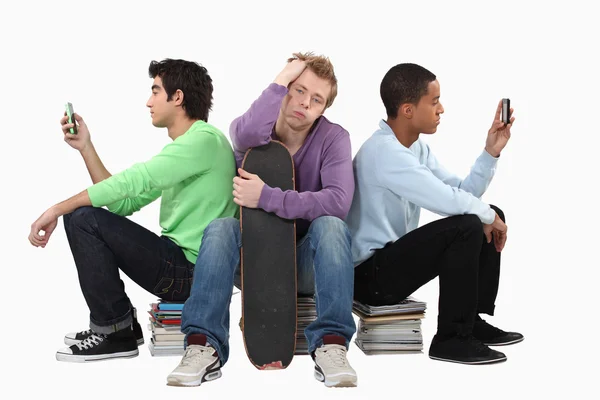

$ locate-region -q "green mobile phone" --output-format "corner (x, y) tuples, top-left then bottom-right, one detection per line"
(65, 102), (78, 134)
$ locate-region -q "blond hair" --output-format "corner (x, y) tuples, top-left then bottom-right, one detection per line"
(288, 52), (338, 109)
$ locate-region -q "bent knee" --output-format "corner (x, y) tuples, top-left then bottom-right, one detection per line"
(459, 214), (484, 234)
(490, 204), (505, 222)
(310, 216), (350, 238)
(206, 217), (239, 231)
(204, 217), (240, 240)
(64, 206), (99, 227)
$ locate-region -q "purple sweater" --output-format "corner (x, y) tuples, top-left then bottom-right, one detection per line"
(229, 83), (354, 237)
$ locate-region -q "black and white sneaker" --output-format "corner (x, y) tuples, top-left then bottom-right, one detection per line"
(64, 317), (144, 346)
(56, 328), (139, 362)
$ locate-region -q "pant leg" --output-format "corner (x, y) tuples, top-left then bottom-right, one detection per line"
(180, 217), (241, 365)
(64, 206), (193, 334)
(354, 214), (484, 337)
(296, 216), (356, 353)
(477, 204), (504, 315)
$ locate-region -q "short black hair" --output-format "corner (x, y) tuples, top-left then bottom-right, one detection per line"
(380, 63), (436, 119)
(148, 59), (213, 122)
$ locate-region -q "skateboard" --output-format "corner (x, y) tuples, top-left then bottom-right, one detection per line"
(239, 140), (297, 370)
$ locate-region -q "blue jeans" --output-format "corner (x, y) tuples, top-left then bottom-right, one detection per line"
(180, 216), (356, 365)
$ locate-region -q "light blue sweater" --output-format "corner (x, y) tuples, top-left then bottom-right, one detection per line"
(346, 120), (498, 266)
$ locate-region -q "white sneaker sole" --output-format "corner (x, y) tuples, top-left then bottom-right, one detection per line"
(429, 354), (507, 365)
(56, 349), (139, 363)
(484, 337), (524, 346)
(167, 369), (222, 387)
(314, 369), (357, 388)
(64, 337), (144, 346)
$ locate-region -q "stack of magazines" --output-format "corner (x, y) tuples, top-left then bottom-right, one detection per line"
(353, 296), (426, 355)
(295, 295), (317, 355)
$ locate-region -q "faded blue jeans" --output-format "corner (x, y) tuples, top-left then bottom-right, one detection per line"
(180, 216), (356, 365)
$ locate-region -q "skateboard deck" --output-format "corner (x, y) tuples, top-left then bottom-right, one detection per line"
(240, 140), (297, 370)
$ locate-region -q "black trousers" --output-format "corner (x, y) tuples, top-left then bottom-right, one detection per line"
(354, 206), (505, 337)
(64, 206), (194, 333)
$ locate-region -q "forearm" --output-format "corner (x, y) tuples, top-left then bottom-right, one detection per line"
(229, 84), (286, 152)
(259, 186), (351, 221)
(458, 150), (498, 197)
(273, 74), (293, 87)
(80, 143), (111, 184)
(381, 150), (495, 224)
(52, 190), (92, 218)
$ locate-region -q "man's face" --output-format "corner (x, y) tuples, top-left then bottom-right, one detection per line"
(412, 79), (444, 134)
(146, 76), (176, 128)
(279, 68), (331, 131)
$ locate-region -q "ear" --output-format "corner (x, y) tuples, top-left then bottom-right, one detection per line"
(399, 104), (413, 119)
(173, 89), (184, 106)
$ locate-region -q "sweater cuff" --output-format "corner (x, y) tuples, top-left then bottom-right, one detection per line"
(258, 184), (275, 211)
(482, 206), (496, 224)
(268, 82), (289, 96)
(480, 149), (500, 167)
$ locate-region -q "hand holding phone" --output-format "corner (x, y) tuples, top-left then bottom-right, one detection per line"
(65, 102), (78, 134)
(61, 104), (92, 152)
(486, 99), (514, 157)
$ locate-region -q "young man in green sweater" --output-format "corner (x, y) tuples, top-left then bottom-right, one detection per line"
(28, 59), (238, 363)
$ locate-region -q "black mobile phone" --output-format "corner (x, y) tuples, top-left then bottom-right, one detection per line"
(65, 102), (78, 134)
(501, 98), (511, 125)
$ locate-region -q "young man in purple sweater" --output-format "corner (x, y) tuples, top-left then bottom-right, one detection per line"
(167, 52), (357, 388)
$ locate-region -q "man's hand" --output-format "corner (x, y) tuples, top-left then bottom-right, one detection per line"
(28, 190), (92, 248)
(485, 99), (515, 158)
(483, 211), (508, 252)
(61, 112), (92, 152)
(29, 207), (59, 248)
(274, 59), (307, 87)
(233, 168), (266, 208)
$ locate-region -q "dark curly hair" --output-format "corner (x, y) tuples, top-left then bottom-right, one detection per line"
(148, 59), (213, 122)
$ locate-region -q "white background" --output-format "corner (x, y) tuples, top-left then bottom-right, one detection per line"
(1, 0), (597, 398)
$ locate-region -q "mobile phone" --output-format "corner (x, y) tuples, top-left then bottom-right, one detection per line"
(65, 102), (78, 134)
(501, 98), (511, 125)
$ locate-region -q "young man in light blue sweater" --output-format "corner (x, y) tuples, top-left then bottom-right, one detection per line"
(346, 63), (523, 365)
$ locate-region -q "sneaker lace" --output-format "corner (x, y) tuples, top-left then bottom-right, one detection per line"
(78, 329), (92, 336)
(75, 333), (107, 350)
(179, 345), (215, 367)
(319, 344), (349, 367)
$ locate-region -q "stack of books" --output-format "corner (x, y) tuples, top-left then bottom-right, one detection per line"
(353, 296), (426, 355)
(295, 295), (317, 355)
(147, 300), (185, 356)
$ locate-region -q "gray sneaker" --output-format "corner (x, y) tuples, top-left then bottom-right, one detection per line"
(167, 344), (222, 387)
(313, 344), (357, 388)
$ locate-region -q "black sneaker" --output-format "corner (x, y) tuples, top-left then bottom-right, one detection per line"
(429, 334), (507, 365)
(56, 328), (139, 362)
(64, 316), (144, 346)
(473, 316), (524, 346)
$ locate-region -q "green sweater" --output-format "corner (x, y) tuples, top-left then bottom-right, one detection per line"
(87, 120), (238, 264)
